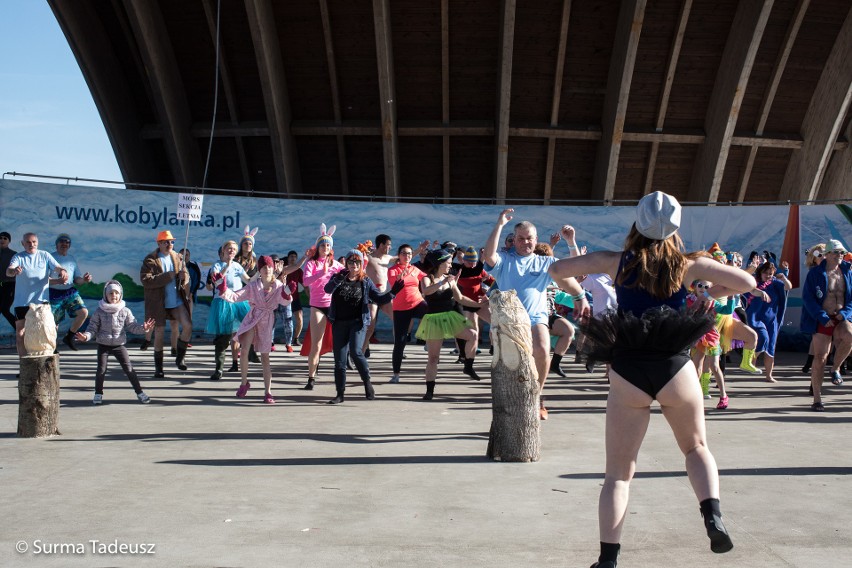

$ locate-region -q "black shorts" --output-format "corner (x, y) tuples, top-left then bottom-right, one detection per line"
(611, 348), (692, 399)
(312, 305), (329, 316)
(291, 292), (302, 311)
(14, 306), (30, 321)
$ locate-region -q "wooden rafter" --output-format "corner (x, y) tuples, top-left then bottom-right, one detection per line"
(592, 0), (646, 203)
(245, 0), (301, 195)
(687, 0), (773, 203)
(780, 6), (852, 202)
(442, 0), (450, 202)
(124, 0), (201, 186)
(494, 0), (517, 204)
(736, 0), (810, 203)
(372, 0), (400, 199)
(820, 113), (852, 201)
(200, 0), (251, 191)
(543, 0), (573, 205)
(643, 0), (692, 195)
(318, 0), (349, 196)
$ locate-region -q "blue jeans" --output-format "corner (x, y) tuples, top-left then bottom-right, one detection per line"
(274, 305), (293, 345)
(332, 318), (370, 393)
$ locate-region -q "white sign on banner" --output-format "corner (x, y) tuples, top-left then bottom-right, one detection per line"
(176, 193), (204, 221)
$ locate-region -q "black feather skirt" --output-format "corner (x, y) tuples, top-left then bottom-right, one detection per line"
(579, 305), (715, 364)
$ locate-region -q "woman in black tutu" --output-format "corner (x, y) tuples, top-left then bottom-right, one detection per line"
(550, 191), (756, 568)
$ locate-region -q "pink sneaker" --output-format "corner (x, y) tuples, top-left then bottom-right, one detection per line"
(271, 344), (276, 352)
(286, 345), (294, 353)
(236, 382), (250, 398)
(716, 396), (729, 410)
(263, 393), (275, 404)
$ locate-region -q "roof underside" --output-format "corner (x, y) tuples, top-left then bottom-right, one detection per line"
(49, 0), (852, 204)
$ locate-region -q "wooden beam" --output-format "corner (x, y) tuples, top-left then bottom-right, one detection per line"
(442, 0), (450, 202)
(318, 0), (349, 196)
(591, 0), (646, 203)
(372, 0), (400, 199)
(820, 114), (852, 201)
(494, 0), (517, 204)
(124, 0), (202, 187)
(687, 0), (774, 203)
(245, 0), (302, 195)
(48, 0), (157, 184)
(643, 0), (692, 194)
(201, 0), (251, 190)
(736, 0), (810, 203)
(780, 7), (852, 202)
(543, 0), (573, 205)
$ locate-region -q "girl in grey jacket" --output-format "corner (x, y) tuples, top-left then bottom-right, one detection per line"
(76, 280), (156, 404)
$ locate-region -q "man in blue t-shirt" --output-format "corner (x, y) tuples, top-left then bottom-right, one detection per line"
(6, 232), (68, 357)
(50, 233), (93, 351)
(484, 209), (588, 420)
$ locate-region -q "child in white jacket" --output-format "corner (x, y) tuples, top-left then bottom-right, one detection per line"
(76, 280), (155, 404)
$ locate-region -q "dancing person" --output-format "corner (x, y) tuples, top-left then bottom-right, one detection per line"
(387, 243), (428, 383)
(323, 249), (396, 404)
(549, 191), (756, 567)
(301, 224), (344, 390)
(0, 231), (17, 330)
(206, 240), (251, 380)
(285, 250), (306, 345)
(416, 249), (487, 399)
(801, 243), (827, 374)
(484, 211), (589, 419)
(7, 232), (68, 358)
(75, 280), (156, 404)
(533, 243), (576, 380)
(800, 239), (851, 411)
(140, 230), (192, 378)
(744, 259), (792, 383)
(220, 255), (294, 404)
(454, 246), (494, 363)
(49, 233), (93, 351)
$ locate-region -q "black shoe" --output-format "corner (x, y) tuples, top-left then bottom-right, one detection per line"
(423, 381), (435, 400)
(249, 349), (261, 363)
(550, 358), (566, 378)
(404, 333), (412, 343)
(292, 338), (301, 347)
(365, 347), (371, 358)
(585, 359), (596, 374)
(209, 370), (223, 381)
(170, 348), (177, 356)
(139, 339), (150, 351)
(63, 331), (78, 351)
(703, 512), (734, 553)
(463, 359), (481, 380)
(304, 378), (315, 390)
(327, 392), (344, 404)
(364, 381), (375, 400)
(808, 384), (814, 396)
(228, 361), (239, 373)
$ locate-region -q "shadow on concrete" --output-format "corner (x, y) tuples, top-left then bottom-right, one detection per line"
(560, 466), (852, 480)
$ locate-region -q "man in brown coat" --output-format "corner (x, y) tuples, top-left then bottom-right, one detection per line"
(140, 230), (192, 378)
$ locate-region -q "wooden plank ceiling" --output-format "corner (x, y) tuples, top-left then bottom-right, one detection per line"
(49, 0), (852, 204)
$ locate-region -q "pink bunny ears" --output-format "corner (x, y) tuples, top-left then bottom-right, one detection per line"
(240, 225), (259, 246)
(316, 223), (336, 247)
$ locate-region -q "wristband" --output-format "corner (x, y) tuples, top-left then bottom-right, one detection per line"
(567, 245), (577, 250)
(570, 292), (586, 302)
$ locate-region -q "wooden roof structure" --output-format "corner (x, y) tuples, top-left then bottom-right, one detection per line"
(49, 0), (852, 204)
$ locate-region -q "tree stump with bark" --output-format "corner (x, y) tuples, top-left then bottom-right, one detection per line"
(18, 354), (61, 438)
(486, 290), (540, 462)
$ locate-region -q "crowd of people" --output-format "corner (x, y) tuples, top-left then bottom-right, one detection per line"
(3, 194), (851, 567)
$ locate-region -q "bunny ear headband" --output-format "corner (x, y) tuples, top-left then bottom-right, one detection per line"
(317, 223), (336, 247)
(240, 225), (259, 245)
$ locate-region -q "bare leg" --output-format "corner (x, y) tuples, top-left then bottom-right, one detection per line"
(70, 308), (88, 333)
(830, 320), (852, 373)
(238, 327), (255, 386)
(425, 339), (442, 382)
(551, 318), (574, 355)
(15, 319), (25, 357)
(598, 372), (652, 544)
(362, 302), (379, 352)
(729, 319), (757, 349)
(810, 333), (832, 404)
(531, 324), (550, 391)
(308, 307), (327, 377)
(261, 352), (272, 395)
(763, 354), (776, 382)
(292, 308), (303, 342)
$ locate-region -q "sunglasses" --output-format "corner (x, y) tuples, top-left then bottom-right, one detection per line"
(346, 258), (362, 265)
(812, 250), (824, 258)
(695, 283), (710, 289)
(159, 240), (176, 245)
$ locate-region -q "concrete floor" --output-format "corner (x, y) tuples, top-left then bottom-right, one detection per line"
(1, 339), (850, 567)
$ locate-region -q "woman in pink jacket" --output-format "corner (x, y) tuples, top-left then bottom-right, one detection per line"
(301, 224), (344, 390)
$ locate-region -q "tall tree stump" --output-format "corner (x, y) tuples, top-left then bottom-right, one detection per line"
(18, 354), (61, 438)
(486, 290), (540, 462)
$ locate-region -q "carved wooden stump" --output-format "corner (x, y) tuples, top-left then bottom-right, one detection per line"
(486, 290), (540, 462)
(18, 354), (61, 438)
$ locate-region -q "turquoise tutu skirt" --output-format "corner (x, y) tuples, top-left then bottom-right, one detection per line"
(206, 298), (250, 335)
(415, 310), (472, 341)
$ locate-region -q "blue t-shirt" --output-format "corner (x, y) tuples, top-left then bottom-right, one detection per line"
(159, 253), (181, 309)
(9, 250), (61, 308)
(486, 250), (557, 325)
(50, 251), (81, 291)
(209, 261), (246, 298)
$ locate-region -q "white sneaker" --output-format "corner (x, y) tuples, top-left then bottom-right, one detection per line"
(137, 392), (151, 404)
(92, 393), (103, 405)
(389, 375), (400, 384)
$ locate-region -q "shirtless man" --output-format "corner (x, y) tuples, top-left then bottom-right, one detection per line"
(800, 239), (852, 411)
(362, 234), (428, 355)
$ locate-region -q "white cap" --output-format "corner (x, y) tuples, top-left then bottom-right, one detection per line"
(826, 239), (847, 254)
(635, 191), (681, 240)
